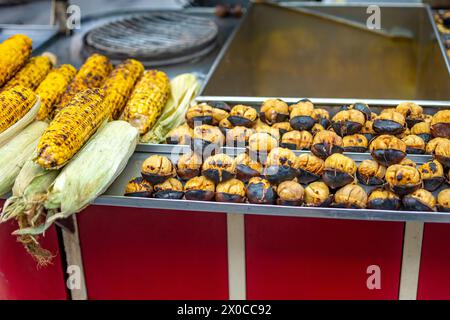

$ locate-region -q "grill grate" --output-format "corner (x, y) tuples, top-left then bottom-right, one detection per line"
(84, 12), (218, 66)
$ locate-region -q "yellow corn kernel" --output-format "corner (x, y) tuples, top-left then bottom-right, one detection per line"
(121, 70), (170, 134)
(0, 86), (37, 134)
(52, 54), (112, 117)
(2, 56), (52, 91)
(36, 88), (110, 169)
(0, 34), (32, 87)
(36, 64), (77, 121)
(103, 59), (144, 120)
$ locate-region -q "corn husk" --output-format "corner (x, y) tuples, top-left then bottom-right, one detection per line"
(15, 120), (139, 236)
(141, 73), (200, 143)
(0, 121), (48, 196)
(0, 97), (41, 148)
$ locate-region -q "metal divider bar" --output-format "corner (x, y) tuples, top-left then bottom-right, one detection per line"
(227, 213), (247, 300)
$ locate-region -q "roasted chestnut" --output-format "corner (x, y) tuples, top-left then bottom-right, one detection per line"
(248, 132), (278, 163)
(201, 153), (236, 184)
(418, 160), (445, 192)
(373, 109), (406, 135)
(186, 104), (214, 128)
(124, 177), (153, 197)
(397, 127), (410, 139)
(260, 99), (289, 125)
(426, 137), (450, 168)
(357, 159), (386, 186)
(304, 181), (332, 207)
(184, 176), (215, 201)
(437, 189), (450, 212)
(367, 188), (401, 210)
(254, 123), (280, 141)
(345, 102), (372, 121)
(385, 164), (422, 196)
(403, 189), (436, 212)
(226, 126), (255, 147)
(272, 122), (292, 136)
(431, 110), (450, 138)
(276, 180), (304, 206)
(264, 147), (298, 184)
(176, 152), (202, 181)
(313, 108), (331, 128)
(370, 135), (407, 166)
(311, 123), (326, 136)
(211, 104), (230, 125)
(280, 130), (312, 150)
(402, 135), (426, 154)
(331, 109), (365, 136)
(166, 124), (193, 145)
(228, 104), (258, 127)
(246, 177), (276, 204)
(311, 130), (344, 159)
(219, 117), (233, 136)
(296, 153), (324, 184)
(322, 153), (357, 189)
(333, 184), (367, 209)
(410, 121), (432, 143)
(215, 178), (246, 203)
(234, 152), (262, 182)
(192, 124), (225, 156)
(395, 102), (424, 128)
(360, 119), (375, 142)
(289, 101), (316, 131)
(141, 155), (176, 185)
(153, 177), (184, 199)
(343, 134), (368, 153)
(399, 158), (417, 168)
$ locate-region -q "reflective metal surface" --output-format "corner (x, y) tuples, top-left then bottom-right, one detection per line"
(201, 2), (450, 100)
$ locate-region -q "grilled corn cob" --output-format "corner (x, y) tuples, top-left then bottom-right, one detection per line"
(103, 59), (144, 120)
(36, 88), (110, 169)
(52, 54), (112, 117)
(2, 56), (52, 92)
(0, 86), (37, 134)
(35, 64), (77, 120)
(0, 34), (32, 87)
(121, 70), (170, 134)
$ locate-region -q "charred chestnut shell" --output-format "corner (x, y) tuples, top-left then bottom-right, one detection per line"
(347, 102), (372, 121)
(367, 188), (401, 210)
(186, 104), (214, 128)
(418, 160), (445, 192)
(313, 108), (331, 128)
(322, 153), (357, 189)
(402, 135), (426, 154)
(370, 135), (407, 166)
(304, 182), (332, 207)
(191, 124), (225, 156)
(395, 102), (424, 128)
(296, 153), (324, 184)
(248, 132), (278, 164)
(166, 124), (193, 145)
(437, 189), (450, 212)
(385, 164), (422, 196)
(357, 159), (386, 186)
(206, 101), (231, 113)
(289, 101), (316, 131)
(124, 177), (153, 198)
(184, 176), (215, 201)
(410, 121), (432, 143)
(403, 189), (436, 212)
(201, 153), (236, 184)
(431, 110), (450, 138)
(264, 147), (298, 184)
(373, 110), (406, 135)
(246, 177), (276, 205)
(153, 178), (184, 199)
(311, 130), (344, 159)
(331, 109), (365, 136)
(141, 155), (176, 185)
(280, 130), (312, 150)
(228, 104), (258, 127)
(234, 152), (262, 182)
(343, 134), (368, 153)
(176, 152), (202, 181)
(333, 184), (367, 209)
(426, 138), (450, 168)
(276, 180), (304, 206)
(226, 126), (255, 147)
(260, 99), (289, 125)
(215, 178), (246, 203)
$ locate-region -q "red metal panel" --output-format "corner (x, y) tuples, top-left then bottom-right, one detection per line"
(417, 223), (450, 300)
(77, 205), (229, 300)
(245, 215), (404, 300)
(0, 200), (68, 300)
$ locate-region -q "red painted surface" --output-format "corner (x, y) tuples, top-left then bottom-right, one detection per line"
(77, 205), (229, 300)
(418, 223), (450, 300)
(245, 215), (404, 300)
(0, 201), (68, 300)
